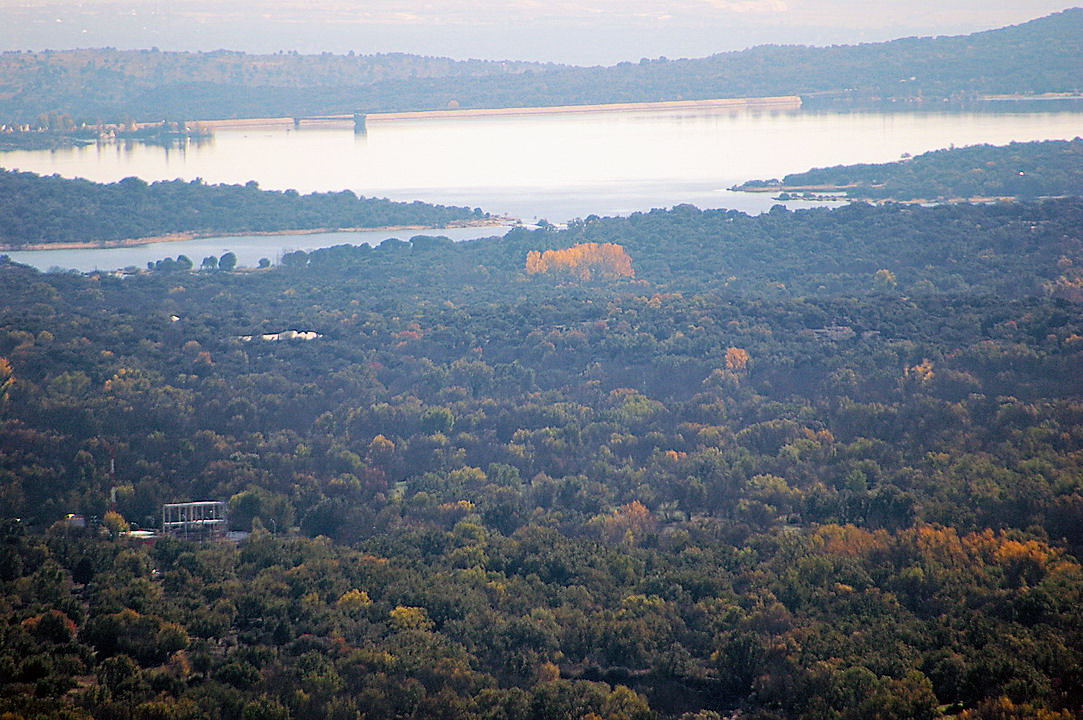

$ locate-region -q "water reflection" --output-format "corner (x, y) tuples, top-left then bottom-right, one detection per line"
(2, 105), (1080, 268)
(6, 106), (1079, 220)
(5, 225), (515, 273)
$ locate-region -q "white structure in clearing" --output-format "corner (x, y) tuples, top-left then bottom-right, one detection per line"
(238, 330), (322, 342)
(162, 501), (228, 540)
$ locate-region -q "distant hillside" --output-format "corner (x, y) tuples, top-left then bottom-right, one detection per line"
(0, 9), (1079, 124)
(0, 50), (554, 124)
(494, 8), (1082, 109)
(733, 138), (1083, 201)
(0, 169), (486, 248)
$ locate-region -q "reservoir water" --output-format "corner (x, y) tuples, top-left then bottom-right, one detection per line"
(4, 106), (1081, 271)
(5, 226), (515, 274)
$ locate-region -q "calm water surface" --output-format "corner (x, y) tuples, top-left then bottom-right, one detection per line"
(5, 226), (514, 273)
(5, 106), (1081, 270)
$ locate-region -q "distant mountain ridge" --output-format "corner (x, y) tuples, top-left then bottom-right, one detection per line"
(0, 8), (1079, 124)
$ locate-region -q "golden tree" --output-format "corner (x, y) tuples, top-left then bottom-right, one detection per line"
(725, 347), (750, 373)
(526, 243), (634, 281)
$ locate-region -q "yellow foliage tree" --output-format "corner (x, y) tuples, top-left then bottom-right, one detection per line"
(367, 434), (395, 467)
(0, 357), (13, 404)
(102, 510), (129, 538)
(535, 661), (560, 682)
(526, 243), (634, 281)
(389, 605), (433, 631)
(813, 523), (890, 558)
(337, 589), (372, 612)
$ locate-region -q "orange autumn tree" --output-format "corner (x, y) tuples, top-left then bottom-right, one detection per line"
(526, 242), (634, 281)
(593, 500), (656, 545)
(725, 347), (750, 373)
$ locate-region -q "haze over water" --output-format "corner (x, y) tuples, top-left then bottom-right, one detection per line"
(5, 105), (1082, 270)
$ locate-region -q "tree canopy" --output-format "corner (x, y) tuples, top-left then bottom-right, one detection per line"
(0, 197), (1080, 719)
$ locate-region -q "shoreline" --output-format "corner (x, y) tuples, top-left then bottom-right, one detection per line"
(193, 95), (803, 130)
(364, 96), (803, 122)
(0, 217), (513, 253)
(735, 185), (1068, 204)
(832, 195), (1068, 204)
(733, 183), (862, 193)
(980, 92), (1083, 101)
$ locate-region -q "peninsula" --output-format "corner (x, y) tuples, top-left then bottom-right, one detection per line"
(731, 138), (1083, 202)
(0, 169), (491, 249)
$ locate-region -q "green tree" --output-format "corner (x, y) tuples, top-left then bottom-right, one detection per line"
(421, 407), (455, 434)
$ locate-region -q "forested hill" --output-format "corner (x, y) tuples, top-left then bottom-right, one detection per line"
(0, 51), (554, 124)
(2, 9), (1080, 124)
(505, 8), (1082, 109)
(0, 169), (486, 247)
(733, 138), (1083, 201)
(0, 199), (1081, 720)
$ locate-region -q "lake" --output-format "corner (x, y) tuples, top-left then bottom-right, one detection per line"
(4, 225), (516, 274)
(4, 105), (1082, 271)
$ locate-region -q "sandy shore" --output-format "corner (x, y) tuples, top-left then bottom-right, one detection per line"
(196, 117), (301, 130)
(0, 217), (513, 252)
(845, 195), (1063, 204)
(190, 95), (803, 130)
(981, 92), (1083, 101)
(734, 183), (862, 193)
(738, 186), (1059, 204)
(365, 96), (802, 122)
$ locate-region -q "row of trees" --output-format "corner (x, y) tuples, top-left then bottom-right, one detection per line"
(146, 252), (240, 273)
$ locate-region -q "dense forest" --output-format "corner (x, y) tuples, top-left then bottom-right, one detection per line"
(0, 9), (1079, 124)
(734, 138), (1083, 201)
(1, 198), (1080, 719)
(0, 170), (486, 247)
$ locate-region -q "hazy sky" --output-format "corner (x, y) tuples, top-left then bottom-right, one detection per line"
(2, 0), (1076, 64)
